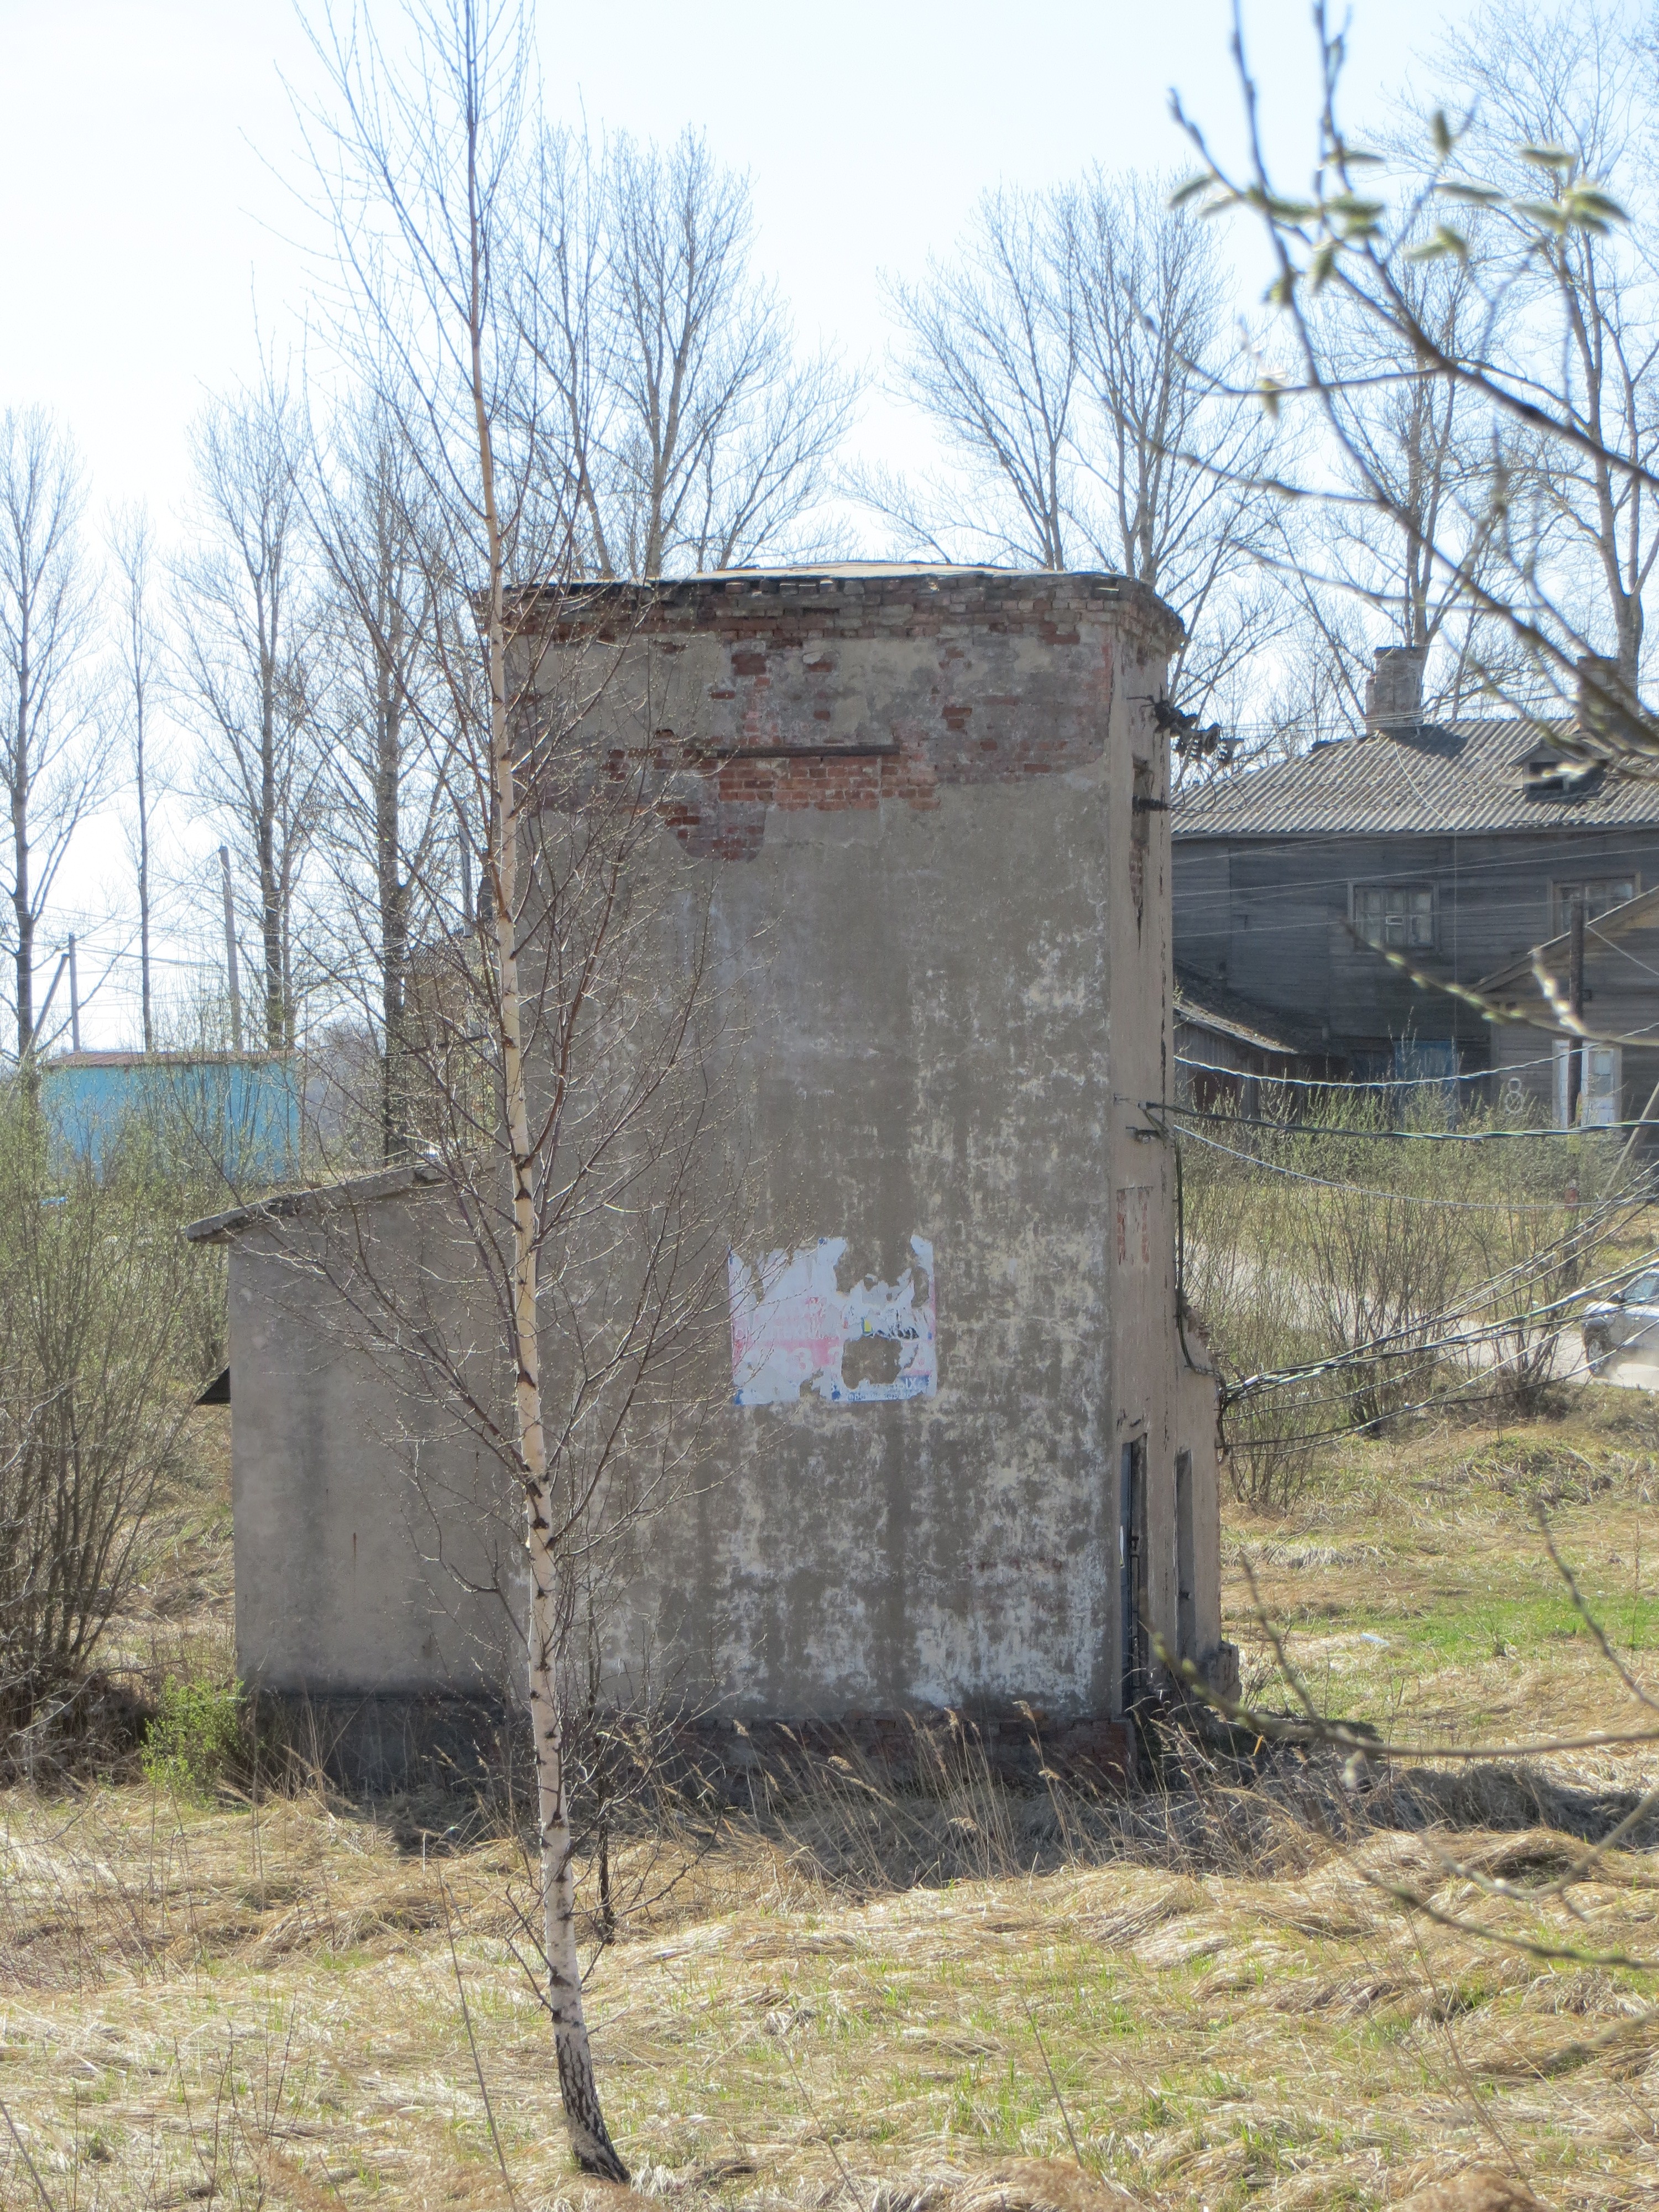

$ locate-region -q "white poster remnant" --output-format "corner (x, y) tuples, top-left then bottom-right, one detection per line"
(728, 1236), (937, 1407)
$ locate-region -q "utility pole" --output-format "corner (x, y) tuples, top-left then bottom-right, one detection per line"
(220, 845), (244, 1055)
(29, 951), (68, 1058)
(1567, 891), (1586, 1126)
(67, 933), (80, 1053)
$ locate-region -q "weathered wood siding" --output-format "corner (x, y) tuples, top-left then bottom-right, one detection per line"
(1174, 826), (1659, 1115)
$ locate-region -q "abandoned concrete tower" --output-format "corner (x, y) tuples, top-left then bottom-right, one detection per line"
(196, 565), (1225, 1777)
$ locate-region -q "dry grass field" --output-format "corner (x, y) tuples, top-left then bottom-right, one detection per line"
(6, 1399), (1659, 2212)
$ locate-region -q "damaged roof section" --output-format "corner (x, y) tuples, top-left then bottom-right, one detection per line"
(1173, 964), (1324, 1061)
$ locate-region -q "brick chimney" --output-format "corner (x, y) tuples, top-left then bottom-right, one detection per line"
(1364, 645), (1427, 735)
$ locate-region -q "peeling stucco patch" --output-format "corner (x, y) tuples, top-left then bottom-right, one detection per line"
(728, 1237), (937, 1406)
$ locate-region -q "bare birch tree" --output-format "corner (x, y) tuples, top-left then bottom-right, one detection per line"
(524, 123), (857, 576)
(0, 410), (103, 1061)
(292, 0), (734, 2177)
(176, 380), (322, 1049)
(110, 503), (165, 1053)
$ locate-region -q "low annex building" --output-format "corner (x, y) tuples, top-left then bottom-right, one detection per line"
(191, 565), (1227, 1784)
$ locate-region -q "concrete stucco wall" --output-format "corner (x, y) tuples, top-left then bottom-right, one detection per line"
(229, 1201), (523, 1698)
(222, 567), (1224, 1725)
(529, 569), (1219, 1721)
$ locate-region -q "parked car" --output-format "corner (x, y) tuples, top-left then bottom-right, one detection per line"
(1583, 1269), (1659, 1373)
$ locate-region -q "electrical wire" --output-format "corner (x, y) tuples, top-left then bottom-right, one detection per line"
(1166, 1118), (1609, 1207)
(1219, 1233), (1659, 1448)
(1149, 1100), (1652, 1142)
(1201, 1202), (1647, 1404)
(1172, 1050), (1563, 1088)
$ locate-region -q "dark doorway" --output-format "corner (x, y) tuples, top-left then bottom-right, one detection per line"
(1119, 1437), (1146, 1712)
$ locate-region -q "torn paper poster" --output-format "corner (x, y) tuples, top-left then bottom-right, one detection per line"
(728, 1237), (937, 1407)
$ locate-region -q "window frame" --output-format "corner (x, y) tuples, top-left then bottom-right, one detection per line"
(1352, 879), (1437, 953)
(1550, 875), (1639, 936)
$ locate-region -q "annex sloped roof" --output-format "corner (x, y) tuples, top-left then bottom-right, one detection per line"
(1172, 719), (1659, 839)
(1477, 881), (1659, 994)
(1173, 964), (1324, 1058)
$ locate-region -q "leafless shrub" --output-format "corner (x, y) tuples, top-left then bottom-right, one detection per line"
(1180, 1087), (1635, 1504)
(0, 1089), (197, 1754)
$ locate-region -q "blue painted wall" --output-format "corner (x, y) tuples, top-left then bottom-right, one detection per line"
(39, 1055), (300, 1187)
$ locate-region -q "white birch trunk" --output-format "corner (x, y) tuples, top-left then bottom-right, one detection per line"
(473, 174), (628, 2190)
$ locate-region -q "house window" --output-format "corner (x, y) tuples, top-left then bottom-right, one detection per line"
(1354, 884), (1434, 951)
(1551, 877), (1637, 934)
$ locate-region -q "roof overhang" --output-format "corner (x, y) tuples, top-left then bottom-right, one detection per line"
(183, 1160), (445, 1245)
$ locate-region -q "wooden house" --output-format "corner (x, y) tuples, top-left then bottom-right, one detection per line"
(1171, 649), (1659, 1123)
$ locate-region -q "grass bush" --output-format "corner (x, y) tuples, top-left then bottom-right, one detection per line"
(0, 1065), (254, 1755)
(141, 1672), (246, 1801)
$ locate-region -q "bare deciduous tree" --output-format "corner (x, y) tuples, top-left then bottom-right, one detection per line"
(1066, 171), (1283, 717)
(1270, 245), (1523, 735)
(308, 398), (453, 1162)
(875, 186), (1076, 571)
(294, 0), (735, 2178)
(176, 380), (322, 1050)
(526, 123), (857, 577)
(0, 409), (103, 1060)
(875, 175), (1279, 723)
(110, 503), (165, 1054)
(1172, 0), (1659, 757)
(1429, 1), (1659, 694)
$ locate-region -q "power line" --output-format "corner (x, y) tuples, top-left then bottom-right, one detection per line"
(1211, 1234), (1659, 1435)
(1151, 1100), (1653, 1142)
(1168, 1118), (1620, 1207)
(1173, 1050), (1563, 1089)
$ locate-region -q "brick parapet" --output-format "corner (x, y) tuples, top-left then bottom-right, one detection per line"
(514, 566), (1177, 860)
(513, 564), (1182, 657)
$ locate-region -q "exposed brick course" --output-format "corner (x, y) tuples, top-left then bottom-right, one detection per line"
(517, 566), (1180, 861)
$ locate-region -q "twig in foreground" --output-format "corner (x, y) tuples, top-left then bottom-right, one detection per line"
(1021, 1996), (1087, 2172)
(441, 1877), (520, 2211)
(0, 2092), (58, 2212)
(779, 2029), (867, 2212)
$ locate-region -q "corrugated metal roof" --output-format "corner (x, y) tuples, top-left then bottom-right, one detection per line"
(1172, 719), (1659, 839)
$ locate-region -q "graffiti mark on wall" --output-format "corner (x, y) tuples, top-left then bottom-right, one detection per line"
(1115, 1186), (1151, 1269)
(728, 1237), (937, 1406)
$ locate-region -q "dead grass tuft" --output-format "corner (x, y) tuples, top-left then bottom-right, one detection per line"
(8, 1402), (1659, 2208)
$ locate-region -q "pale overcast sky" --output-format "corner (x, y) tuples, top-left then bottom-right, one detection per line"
(0, 0), (1480, 1047)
